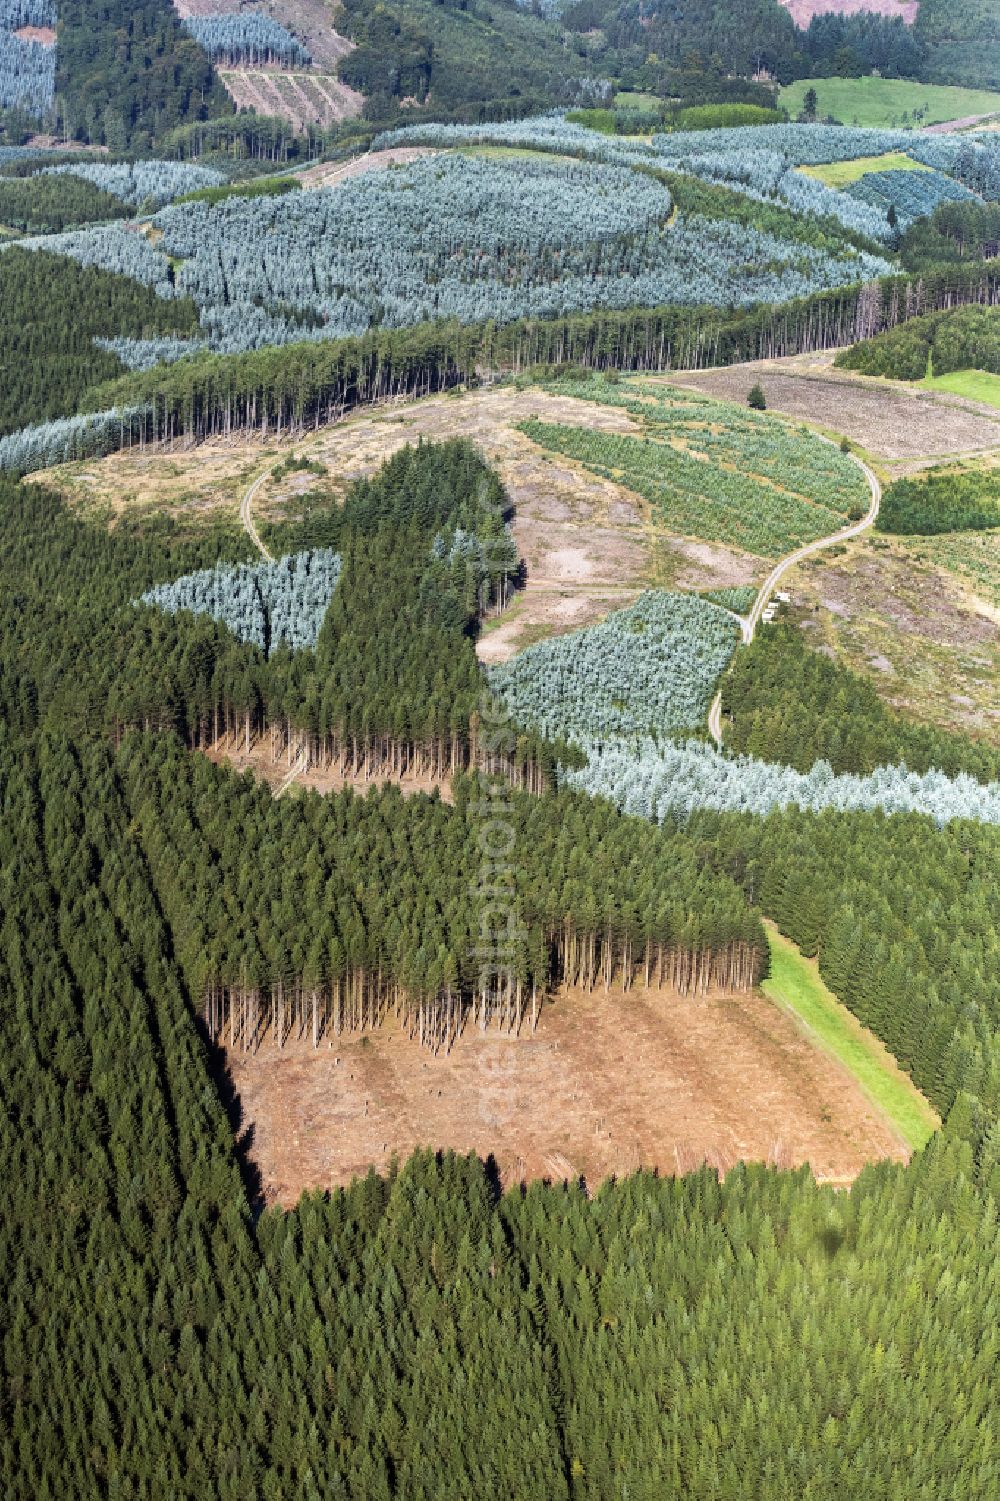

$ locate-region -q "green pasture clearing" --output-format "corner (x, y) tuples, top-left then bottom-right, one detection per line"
(779, 76), (1000, 129)
(801, 152), (933, 188)
(922, 370), (1000, 409)
(614, 91), (662, 111)
(461, 144), (579, 164)
(762, 925), (939, 1153)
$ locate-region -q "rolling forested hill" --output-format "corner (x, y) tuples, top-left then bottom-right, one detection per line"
(0, 0), (232, 146)
(0, 0), (995, 151)
(2, 0), (1000, 1490)
(914, 0), (1000, 91)
(334, 0), (608, 115)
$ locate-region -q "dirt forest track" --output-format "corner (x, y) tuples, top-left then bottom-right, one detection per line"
(708, 446), (880, 744)
(923, 114), (1000, 134)
(742, 447), (881, 645)
(240, 467), (274, 561)
(235, 398), (880, 754)
(296, 147), (438, 190)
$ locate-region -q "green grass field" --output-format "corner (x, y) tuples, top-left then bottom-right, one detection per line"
(462, 145), (575, 165)
(614, 91), (662, 111)
(801, 151), (933, 188)
(762, 925), (938, 1153)
(922, 370), (1000, 410)
(780, 76), (1000, 129)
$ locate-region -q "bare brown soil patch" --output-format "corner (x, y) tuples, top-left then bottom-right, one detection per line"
(779, 0), (917, 23)
(27, 443), (269, 534)
(25, 135), (107, 152)
(257, 0), (356, 68)
(670, 538), (762, 591)
(923, 113), (1000, 134)
(477, 586), (637, 664)
(171, 0), (234, 13)
(786, 533), (1000, 738)
(41, 385), (763, 658)
(664, 353), (1000, 463)
(924, 529), (1000, 613)
(219, 69), (361, 128)
(204, 734), (453, 801)
(14, 24), (55, 43)
(227, 979), (909, 1206)
(298, 147), (437, 189)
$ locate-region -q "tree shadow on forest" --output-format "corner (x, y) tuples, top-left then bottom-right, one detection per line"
(483, 1152), (503, 1207)
(818, 1223), (846, 1260)
(199, 1026), (266, 1218)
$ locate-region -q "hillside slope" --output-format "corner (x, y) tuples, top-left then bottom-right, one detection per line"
(914, 0), (1000, 89)
(335, 0), (606, 113)
(170, 0), (363, 127)
(52, 0), (231, 146)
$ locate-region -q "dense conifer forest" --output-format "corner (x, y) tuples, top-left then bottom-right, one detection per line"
(182, 13), (311, 68)
(3, 433), (1000, 1490)
(836, 303), (1000, 380)
(53, 0), (232, 147)
(900, 199), (1000, 273)
(0, 247), (200, 435)
(0, 168), (129, 231)
(913, 0), (1000, 91)
(3, 41), (1000, 1492)
(722, 624), (1000, 782)
(878, 465), (1000, 535)
(0, 442), (547, 780)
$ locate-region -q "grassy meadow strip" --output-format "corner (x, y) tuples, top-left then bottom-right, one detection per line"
(762, 924), (939, 1153)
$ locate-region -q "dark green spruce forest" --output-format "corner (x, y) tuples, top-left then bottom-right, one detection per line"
(0, 0), (999, 1485)
(1, 427), (1000, 1497)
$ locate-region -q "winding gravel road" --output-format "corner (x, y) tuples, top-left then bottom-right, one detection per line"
(237, 413), (880, 760)
(240, 467), (274, 562)
(708, 449), (881, 746)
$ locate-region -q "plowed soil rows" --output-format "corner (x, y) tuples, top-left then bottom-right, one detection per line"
(218, 69), (361, 127)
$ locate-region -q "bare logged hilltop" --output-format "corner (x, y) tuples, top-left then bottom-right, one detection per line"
(779, 0), (919, 23)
